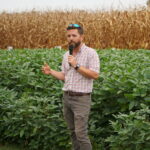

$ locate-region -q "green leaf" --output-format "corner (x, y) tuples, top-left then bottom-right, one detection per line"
(20, 130), (24, 138)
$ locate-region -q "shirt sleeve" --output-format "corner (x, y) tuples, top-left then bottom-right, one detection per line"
(88, 50), (100, 73)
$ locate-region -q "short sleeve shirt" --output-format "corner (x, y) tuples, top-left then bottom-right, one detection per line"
(61, 43), (100, 93)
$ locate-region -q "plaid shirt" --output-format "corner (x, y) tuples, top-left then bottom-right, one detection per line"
(61, 43), (100, 93)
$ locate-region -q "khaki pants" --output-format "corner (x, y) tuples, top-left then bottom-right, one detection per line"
(62, 92), (92, 150)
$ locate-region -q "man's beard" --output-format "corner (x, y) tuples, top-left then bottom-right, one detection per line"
(69, 41), (81, 49)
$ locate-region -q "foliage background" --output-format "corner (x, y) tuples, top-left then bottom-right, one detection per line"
(0, 49), (150, 150)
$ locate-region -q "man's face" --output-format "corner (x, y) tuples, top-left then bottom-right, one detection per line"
(66, 29), (83, 48)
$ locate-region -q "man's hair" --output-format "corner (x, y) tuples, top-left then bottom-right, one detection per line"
(66, 24), (84, 35)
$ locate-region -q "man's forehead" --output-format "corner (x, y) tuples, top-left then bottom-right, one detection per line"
(67, 29), (79, 35)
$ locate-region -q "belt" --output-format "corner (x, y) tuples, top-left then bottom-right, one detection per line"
(64, 91), (91, 96)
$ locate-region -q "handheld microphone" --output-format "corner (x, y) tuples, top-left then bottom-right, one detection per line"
(69, 44), (74, 55)
(69, 44), (74, 66)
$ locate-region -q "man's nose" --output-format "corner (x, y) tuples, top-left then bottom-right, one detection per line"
(69, 35), (74, 40)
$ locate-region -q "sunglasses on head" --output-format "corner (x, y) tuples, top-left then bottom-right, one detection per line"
(68, 24), (81, 28)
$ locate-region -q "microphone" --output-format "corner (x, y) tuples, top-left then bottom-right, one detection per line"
(69, 44), (74, 66)
(69, 44), (74, 55)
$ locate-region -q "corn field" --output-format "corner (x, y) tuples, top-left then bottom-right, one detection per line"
(0, 9), (150, 49)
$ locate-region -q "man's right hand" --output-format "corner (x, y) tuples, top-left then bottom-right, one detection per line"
(41, 63), (51, 75)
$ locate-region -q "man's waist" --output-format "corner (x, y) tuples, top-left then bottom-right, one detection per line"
(64, 91), (91, 96)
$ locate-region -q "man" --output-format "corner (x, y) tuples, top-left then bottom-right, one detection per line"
(42, 24), (100, 150)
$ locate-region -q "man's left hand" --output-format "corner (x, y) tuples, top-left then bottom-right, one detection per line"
(68, 55), (77, 68)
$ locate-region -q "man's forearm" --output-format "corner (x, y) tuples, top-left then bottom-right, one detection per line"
(76, 66), (99, 79)
(50, 69), (65, 81)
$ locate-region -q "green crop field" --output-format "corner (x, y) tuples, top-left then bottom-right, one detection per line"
(0, 48), (150, 150)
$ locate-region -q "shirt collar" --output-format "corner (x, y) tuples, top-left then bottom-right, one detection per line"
(78, 43), (85, 53)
